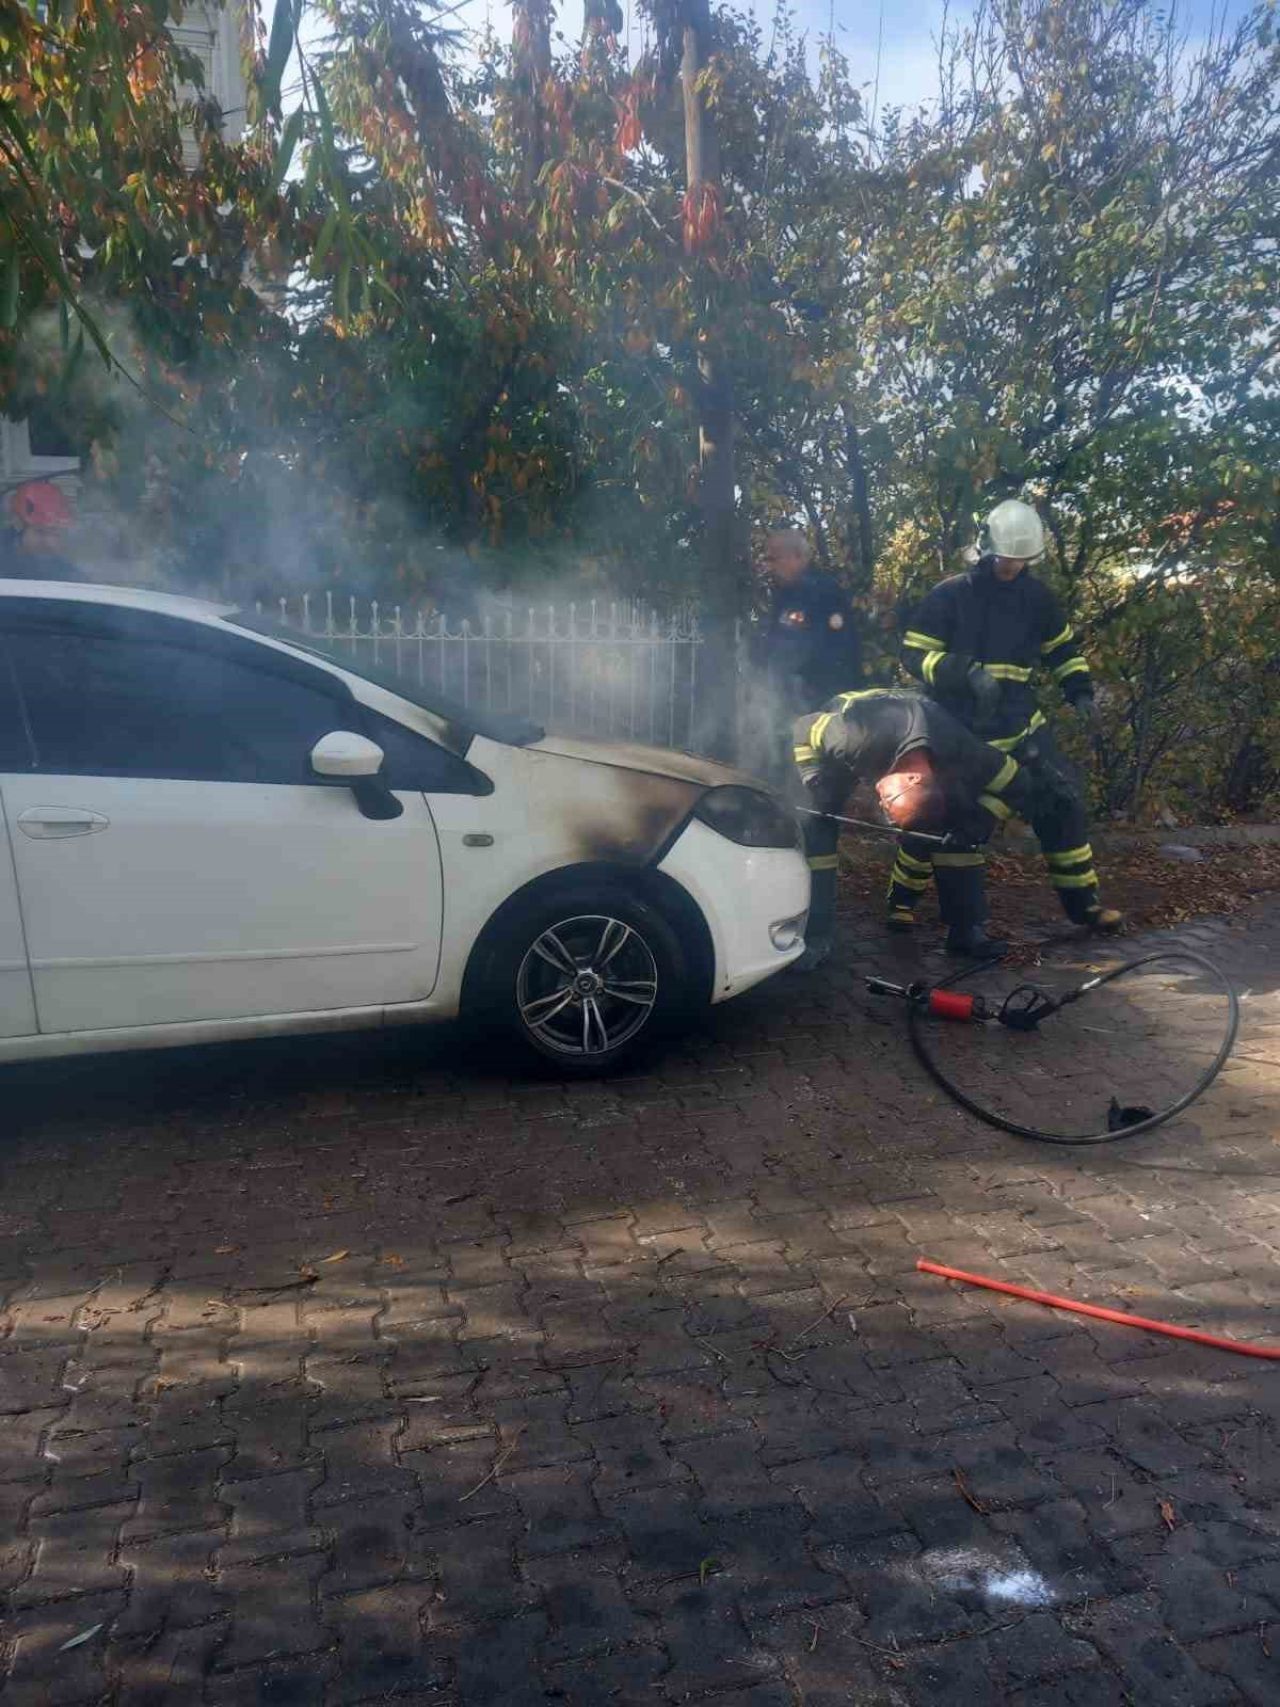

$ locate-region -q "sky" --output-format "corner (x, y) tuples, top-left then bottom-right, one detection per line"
(279, 0), (1245, 135)
(426, 0), (1243, 120)
(454, 0), (970, 118)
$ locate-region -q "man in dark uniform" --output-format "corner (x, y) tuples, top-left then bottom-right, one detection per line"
(757, 528), (861, 703)
(792, 687), (1038, 966)
(901, 499), (1121, 935)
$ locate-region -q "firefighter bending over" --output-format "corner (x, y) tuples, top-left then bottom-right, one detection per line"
(793, 688), (1040, 968)
(901, 499), (1121, 935)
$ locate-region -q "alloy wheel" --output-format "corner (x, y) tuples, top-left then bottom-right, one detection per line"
(515, 913), (659, 1057)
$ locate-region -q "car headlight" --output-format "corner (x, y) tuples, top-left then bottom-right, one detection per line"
(693, 785), (801, 849)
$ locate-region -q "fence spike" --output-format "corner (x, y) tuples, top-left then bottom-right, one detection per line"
(250, 589), (711, 753)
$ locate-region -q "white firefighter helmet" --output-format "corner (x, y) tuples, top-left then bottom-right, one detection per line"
(986, 499), (1046, 561)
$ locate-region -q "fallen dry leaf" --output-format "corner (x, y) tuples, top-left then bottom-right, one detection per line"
(838, 834), (1280, 944)
(320, 1251), (349, 1264)
(58, 1623), (104, 1652)
(1158, 1497), (1177, 1532)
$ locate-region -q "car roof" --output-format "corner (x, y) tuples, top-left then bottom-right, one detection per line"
(0, 578), (234, 625)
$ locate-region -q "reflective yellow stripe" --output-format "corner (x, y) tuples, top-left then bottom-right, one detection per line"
(793, 745), (817, 765)
(889, 866), (931, 891)
(834, 690), (879, 709)
(1053, 657), (1089, 683)
(808, 854), (839, 871)
(807, 711), (837, 752)
(988, 755), (1019, 794)
(979, 793), (1012, 821)
(904, 630), (947, 651)
(1046, 844), (1093, 867)
(932, 851), (986, 868)
(1050, 869), (1099, 889)
(983, 662), (1033, 682)
(990, 711), (1046, 751)
(896, 849), (933, 874)
(1041, 624), (1073, 654)
(922, 650), (946, 685)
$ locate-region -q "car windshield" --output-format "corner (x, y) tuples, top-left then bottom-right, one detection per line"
(225, 612), (545, 748)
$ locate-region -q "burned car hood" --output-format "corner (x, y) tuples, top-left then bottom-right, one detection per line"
(528, 734), (769, 793)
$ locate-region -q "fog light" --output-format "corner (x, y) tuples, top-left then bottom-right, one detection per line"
(770, 911), (807, 951)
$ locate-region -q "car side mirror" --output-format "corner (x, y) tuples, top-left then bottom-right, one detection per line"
(310, 731), (403, 820)
(311, 730), (385, 778)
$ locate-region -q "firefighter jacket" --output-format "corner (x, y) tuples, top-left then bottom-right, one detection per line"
(901, 558), (1093, 750)
(792, 688), (1030, 832)
(756, 567), (862, 709)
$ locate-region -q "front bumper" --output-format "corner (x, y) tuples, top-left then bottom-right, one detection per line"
(658, 817), (811, 1002)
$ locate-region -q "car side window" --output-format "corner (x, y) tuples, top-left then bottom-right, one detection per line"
(361, 708), (488, 794)
(7, 627), (355, 785)
(0, 648), (34, 771)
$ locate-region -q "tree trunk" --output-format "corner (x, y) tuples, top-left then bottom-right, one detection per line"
(841, 399), (874, 590)
(512, 0), (553, 200)
(680, 0), (740, 756)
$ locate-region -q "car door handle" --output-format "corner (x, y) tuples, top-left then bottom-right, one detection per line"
(17, 806), (110, 839)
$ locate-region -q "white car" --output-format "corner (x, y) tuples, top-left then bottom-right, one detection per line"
(0, 580), (809, 1074)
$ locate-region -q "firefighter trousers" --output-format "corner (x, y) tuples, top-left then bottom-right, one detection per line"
(1019, 732), (1104, 922)
(886, 729), (1104, 926)
(802, 812), (841, 947)
(887, 838), (988, 930)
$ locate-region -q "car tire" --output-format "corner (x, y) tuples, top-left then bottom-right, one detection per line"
(481, 881), (693, 1077)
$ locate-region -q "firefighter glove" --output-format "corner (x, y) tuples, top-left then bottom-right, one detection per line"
(967, 664), (1002, 718)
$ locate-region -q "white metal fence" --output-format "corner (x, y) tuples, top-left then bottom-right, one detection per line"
(261, 591), (722, 750)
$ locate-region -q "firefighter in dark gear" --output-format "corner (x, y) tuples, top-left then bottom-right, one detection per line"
(756, 529), (862, 715)
(901, 499), (1122, 934)
(792, 688), (1038, 966)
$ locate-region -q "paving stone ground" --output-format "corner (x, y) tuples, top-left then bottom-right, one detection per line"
(2, 894), (1280, 1706)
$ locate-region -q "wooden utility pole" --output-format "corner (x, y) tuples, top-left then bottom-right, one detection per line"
(677, 0), (742, 754)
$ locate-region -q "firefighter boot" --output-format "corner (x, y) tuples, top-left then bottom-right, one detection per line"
(1085, 905), (1124, 934)
(945, 923), (1010, 960)
(886, 906), (917, 933)
(933, 849), (1007, 960)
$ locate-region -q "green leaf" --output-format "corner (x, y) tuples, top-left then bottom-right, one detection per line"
(263, 0), (296, 114)
(1, 257), (19, 330)
(310, 209), (339, 276)
(59, 297), (70, 351)
(269, 108), (304, 197)
(336, 252), (352, 322)
(313, 73), (336, 158)
(301, 138), (322, 204)
(58, 328), (86, 392)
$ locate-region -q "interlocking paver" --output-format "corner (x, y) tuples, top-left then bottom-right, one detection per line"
(2, 895), (1279, 1701)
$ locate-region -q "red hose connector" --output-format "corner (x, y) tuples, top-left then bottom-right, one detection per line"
(926, 989), (984, 1022)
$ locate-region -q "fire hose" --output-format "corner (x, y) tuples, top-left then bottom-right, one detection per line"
(867, 952), (1239, 1145)
(795, 806), (1239, 1143)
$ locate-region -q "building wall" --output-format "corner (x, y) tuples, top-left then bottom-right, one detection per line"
(2, 4), (247, 494)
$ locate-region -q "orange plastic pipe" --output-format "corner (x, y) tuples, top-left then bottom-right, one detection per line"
(917, 1258), (1280, 1363)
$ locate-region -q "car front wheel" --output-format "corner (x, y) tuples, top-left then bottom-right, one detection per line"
(490, 885), (692, 1075)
